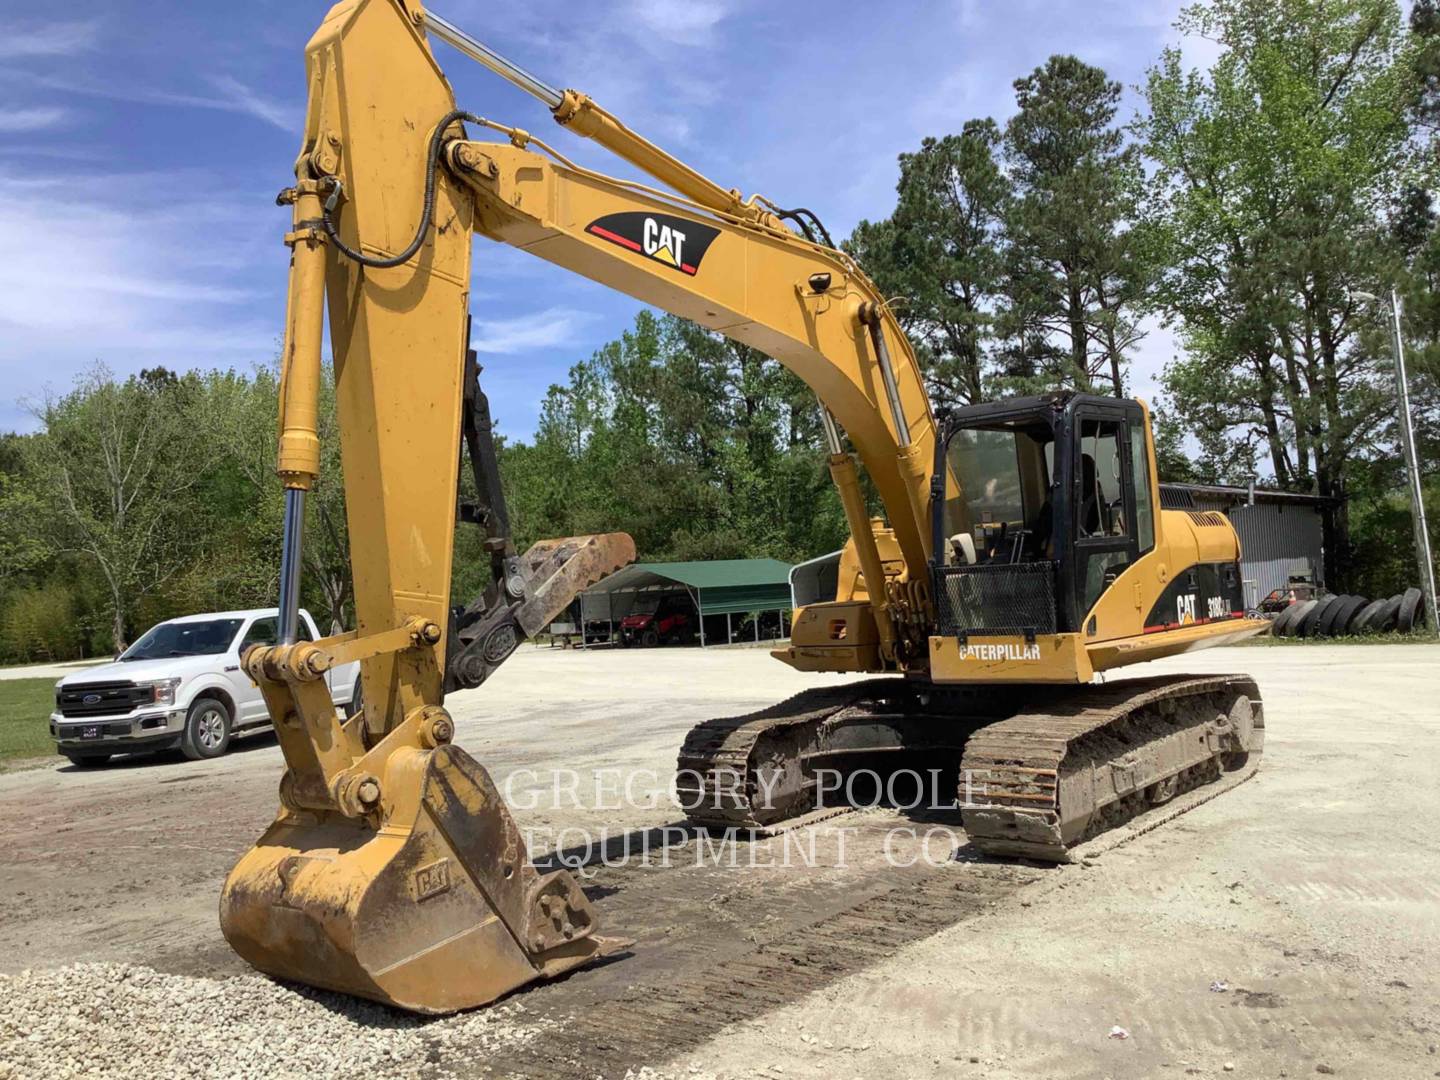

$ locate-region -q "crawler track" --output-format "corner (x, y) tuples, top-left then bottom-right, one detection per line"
(961, 674), (1264, 861)
(675, 680), (980, 829)
(677, 673), (1265, 864)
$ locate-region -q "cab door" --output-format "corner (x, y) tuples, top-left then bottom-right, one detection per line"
(1070, 403), (1141, 628)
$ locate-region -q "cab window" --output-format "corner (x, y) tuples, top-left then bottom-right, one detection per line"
(1130, 422), (1155, 553)
(945, 422), (1055, 565)
(1077, 420), (1128, 539)
(240, 618), (278, 650)
(239, 616), (313, 651)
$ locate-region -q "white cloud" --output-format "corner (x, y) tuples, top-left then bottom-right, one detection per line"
(0, 106), (69, 132)
(625, 0), (729, 46)
(0, 169), (273, 374)
(952, 0), (982, 31)
(1, 71), (300, 133)
(0, 20), (99, 59)
(469, 308), (593, 354)
(206, 75), (303, 134)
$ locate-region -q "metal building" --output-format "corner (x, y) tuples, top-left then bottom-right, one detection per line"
(578, 559), (794, 646)
(1162, 483), (1331, 608)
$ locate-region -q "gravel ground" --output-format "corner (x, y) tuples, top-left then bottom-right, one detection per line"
(0, 964), (536, 1080)
(0, 643), (1436, 1078)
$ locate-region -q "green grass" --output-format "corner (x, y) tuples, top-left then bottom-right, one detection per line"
(0, 679), (59, 761)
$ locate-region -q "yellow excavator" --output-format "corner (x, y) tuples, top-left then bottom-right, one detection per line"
(222, 0), (1268, 1014)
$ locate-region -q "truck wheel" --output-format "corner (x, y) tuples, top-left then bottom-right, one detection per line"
(181, 697), (232, 760)
(641, 628), (659, 648)
(1281, 599), (1316, 638)
(1374, 595), (1404, 632)
(1296, 596), (1333, 638)
(1271, 602), (1303, 637)
(1321, 595), (1364, 637)
(64, 753), (110, 768)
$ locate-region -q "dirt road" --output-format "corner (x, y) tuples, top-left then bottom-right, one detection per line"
(1, 642), (1436, 1078)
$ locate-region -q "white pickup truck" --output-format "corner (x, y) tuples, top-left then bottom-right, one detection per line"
(49, 608), (360, 767)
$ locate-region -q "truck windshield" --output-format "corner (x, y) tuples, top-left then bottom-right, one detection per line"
(120, 619), (244, 661)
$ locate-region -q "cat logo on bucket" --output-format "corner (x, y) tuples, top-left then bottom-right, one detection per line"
(585, 211), (720, 276)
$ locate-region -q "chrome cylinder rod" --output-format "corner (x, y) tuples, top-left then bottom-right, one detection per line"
(818, 398), (843, 456)
(277, 487), (306, 645)
(865, 314), (910, 448)
(424, 10), (563, 109)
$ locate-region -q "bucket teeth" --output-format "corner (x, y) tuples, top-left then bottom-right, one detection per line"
(447, 532), (636, 692)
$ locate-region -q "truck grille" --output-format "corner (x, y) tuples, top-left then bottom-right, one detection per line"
(933, 561), (1059, 638)
(57, 681), (152, 718)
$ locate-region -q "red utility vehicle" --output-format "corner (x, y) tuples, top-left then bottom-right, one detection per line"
(619, 593), (695, 647)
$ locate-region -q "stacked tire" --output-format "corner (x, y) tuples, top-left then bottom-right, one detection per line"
(1269, 587), (1428, 639)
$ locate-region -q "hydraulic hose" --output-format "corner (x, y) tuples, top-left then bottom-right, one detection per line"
(321, 108), (481, 269)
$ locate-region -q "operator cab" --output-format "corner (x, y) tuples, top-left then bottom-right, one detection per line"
(932, 392), (1157, 640)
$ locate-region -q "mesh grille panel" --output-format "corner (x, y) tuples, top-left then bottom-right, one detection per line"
(933, 562), (1058, 637)
(1159, 485), (1197, 509)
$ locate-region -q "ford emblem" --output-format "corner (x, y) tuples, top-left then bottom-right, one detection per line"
(82, 693), (101, 705)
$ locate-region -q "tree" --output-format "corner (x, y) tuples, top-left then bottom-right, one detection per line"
(29, 366), (214, 652)
(846, 120), (1011, 413)
(1002, 55), (1149, 394)
(1139, 0), (1421, 585)
(1410, 0), (1440, 133)
(202, 363), (353, 632)
(0, 459), (49, 591)
(501, 311), (847, 568)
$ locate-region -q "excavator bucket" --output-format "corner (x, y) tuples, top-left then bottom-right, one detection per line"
(220, 741), (624, 1014)
(220, 531), (636, 1014)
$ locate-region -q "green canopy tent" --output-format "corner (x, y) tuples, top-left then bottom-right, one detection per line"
(579, 559), (794, 646)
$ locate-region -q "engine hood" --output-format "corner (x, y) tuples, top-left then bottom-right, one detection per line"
(58, 654), (228, 688)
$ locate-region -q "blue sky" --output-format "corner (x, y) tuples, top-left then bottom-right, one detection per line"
(0, 0), (1220, 440)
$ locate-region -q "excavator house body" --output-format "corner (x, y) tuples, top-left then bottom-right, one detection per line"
(783, 392), (1268, 683)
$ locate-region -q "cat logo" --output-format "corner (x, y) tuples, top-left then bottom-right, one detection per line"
(1176, 594), (1197, 625)
(642, 218), (686, 268)
(585, 211), (720, 276)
